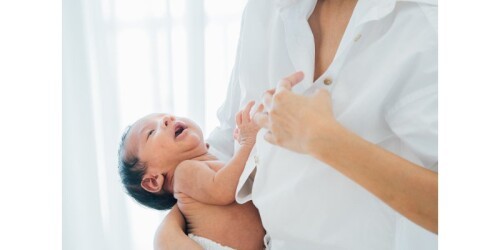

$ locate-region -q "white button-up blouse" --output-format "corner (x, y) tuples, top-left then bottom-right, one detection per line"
(206, 0), (438, 249)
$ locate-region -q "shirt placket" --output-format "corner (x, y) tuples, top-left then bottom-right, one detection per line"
(309, 0), (367, 95)
(278, 0), (316, 94)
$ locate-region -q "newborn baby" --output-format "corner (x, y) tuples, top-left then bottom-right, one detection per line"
(118, 101), (265, 250)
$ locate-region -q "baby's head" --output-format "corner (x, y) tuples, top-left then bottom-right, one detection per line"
(118, 113), (208, 210)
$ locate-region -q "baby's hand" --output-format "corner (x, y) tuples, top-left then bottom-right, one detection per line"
(233, 101), (260, 147)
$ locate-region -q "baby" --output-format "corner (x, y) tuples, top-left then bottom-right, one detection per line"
(118, 101), (265, 250)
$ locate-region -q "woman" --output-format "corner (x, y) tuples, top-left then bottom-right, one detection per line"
(156, 0), (438, 249)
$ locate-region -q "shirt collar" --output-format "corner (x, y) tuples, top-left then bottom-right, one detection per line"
(274, 0), (436, 25)
(354, 0), (396, 25)
(357, 0), (437, 25)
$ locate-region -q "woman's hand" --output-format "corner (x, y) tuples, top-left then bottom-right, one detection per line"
(254, 71), (338, 154)
(154, 205), (203, 250)
(254, 73), (438, 234)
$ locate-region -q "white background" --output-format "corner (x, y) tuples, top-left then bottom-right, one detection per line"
(1, 0), (500, 249)
(61, 0), (246, 249)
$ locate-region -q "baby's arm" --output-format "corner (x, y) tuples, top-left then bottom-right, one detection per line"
(174, 101), (259, 205)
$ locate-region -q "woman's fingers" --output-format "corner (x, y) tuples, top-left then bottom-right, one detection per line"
(276, 71), (304, 92)
(262, 71), (304, 111)
(262, 90), (273, 111)
(252, 71), (306, 144)
(263, 130), (276, 145)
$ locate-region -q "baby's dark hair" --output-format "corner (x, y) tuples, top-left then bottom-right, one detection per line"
(117, 126), (176, 210)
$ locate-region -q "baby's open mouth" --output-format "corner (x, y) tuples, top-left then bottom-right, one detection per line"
(174, 122), (187, 138)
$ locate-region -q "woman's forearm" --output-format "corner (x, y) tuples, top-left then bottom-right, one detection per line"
(154, 205), (203, 250)
(309, 121), (438, 234)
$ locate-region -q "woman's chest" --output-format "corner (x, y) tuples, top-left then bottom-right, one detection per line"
(308, 1), (356, 81)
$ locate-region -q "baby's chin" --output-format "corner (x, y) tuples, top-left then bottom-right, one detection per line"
(181, 136), (208, 154)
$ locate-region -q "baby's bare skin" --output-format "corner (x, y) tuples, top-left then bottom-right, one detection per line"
(174, 161), (265, 250)
(122, 101), (263, 248)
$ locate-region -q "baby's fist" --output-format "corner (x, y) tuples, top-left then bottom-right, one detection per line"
(234, 101), (260, 146)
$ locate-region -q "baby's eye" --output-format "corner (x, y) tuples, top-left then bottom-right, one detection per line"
(147, 130), (154, 139)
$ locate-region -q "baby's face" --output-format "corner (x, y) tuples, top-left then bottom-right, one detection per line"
(124, 113), (206, 177)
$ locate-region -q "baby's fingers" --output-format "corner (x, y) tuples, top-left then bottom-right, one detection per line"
(253, 103), (264, 116)
(243, 101), (255, 123)
(233, 128), (240, 140)
(235, 110), (243, 126)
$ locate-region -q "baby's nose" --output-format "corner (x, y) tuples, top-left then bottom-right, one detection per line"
(163, 115), (175, 127)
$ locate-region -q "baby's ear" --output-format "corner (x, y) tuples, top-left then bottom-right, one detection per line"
(141, 174), (165, 193)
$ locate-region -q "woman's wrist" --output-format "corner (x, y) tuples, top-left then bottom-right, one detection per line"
(305, 118), (347, 162)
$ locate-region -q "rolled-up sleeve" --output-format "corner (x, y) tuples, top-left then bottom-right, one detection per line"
(385, 85), (438, 171)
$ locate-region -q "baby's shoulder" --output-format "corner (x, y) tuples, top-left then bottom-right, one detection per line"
(173, 159), (227, 179)
(172, 160), (207, 190)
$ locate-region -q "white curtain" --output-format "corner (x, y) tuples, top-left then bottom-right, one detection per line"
(63, 0), (245, 249)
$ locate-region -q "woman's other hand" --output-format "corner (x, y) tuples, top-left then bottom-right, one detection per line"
(154, 205), (203, 250)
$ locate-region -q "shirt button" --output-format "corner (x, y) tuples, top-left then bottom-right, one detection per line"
(254, 155), (260, 164)
(323, 77), (333, 85)
(354, 33), (362, 42)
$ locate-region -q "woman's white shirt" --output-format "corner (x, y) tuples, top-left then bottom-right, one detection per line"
(207, 0), (438, 249)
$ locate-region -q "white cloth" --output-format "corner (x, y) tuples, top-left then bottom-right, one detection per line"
(188, 233), (271, 250)
(207, 0), (438, 249)
(188, 234), (235, 250)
